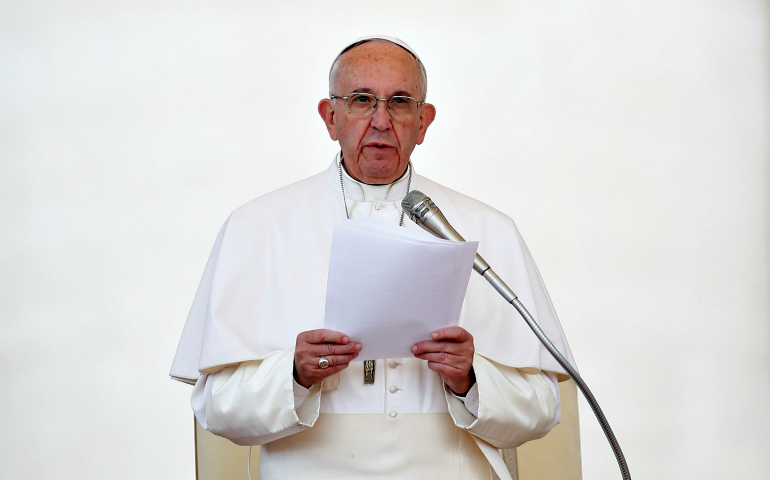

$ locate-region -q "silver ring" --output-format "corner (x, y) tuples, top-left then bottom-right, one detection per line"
(318, 356), (330, 369)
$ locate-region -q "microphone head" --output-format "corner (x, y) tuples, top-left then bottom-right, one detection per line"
(401, 190), (428, 212)
(401, 190), (436, 225)
(401, 189), (466, 243)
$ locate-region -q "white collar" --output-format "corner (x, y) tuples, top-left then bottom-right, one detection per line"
(325, 152), (412, 203)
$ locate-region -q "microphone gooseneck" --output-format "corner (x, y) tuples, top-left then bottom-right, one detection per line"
(401, 191), (516, 302)
(401, 190), (631, 480)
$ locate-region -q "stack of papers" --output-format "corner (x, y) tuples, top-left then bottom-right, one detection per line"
(323, 216), (478, 359)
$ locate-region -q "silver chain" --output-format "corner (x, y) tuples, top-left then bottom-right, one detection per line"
(337, 158), (350, 220)
(337, 156), (412, 226)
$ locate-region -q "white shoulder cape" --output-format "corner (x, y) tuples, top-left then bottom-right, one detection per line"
(170, 159), (576, 384)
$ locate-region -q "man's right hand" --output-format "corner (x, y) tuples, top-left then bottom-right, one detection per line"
(294, 329), (361, 388)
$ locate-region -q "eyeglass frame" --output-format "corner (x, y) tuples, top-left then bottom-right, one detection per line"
(329, 93), (427, 120)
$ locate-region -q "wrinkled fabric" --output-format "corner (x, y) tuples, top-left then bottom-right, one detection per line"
(178, 155), (574, 479)
(171, 156), (576, 383)
(192, 350), (558, 479)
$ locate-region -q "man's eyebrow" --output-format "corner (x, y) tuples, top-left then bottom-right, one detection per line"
(350, 88), (415, 97)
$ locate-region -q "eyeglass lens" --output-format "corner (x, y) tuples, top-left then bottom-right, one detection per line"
(346, 93), (417, 120)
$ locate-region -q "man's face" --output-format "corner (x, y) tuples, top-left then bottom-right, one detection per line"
(319, 41), (436, 184)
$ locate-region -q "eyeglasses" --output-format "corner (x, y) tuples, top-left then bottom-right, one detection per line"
(330, 93), (425, 121)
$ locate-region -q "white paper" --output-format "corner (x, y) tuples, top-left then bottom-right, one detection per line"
(323, 217), (478, 359)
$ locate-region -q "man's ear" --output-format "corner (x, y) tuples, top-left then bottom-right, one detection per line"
(416, 103), (436, 145)
(318, 99), (338, 141)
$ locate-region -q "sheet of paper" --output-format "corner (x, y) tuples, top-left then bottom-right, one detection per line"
(323, 217), (478, 359)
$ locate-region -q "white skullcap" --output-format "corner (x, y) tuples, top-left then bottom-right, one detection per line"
(337, 35), (422, 63)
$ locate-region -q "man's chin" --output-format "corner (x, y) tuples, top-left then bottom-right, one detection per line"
(360, 162), (405, 184)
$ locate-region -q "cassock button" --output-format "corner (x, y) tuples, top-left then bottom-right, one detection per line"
(389, 386), (398, 393)
(388, 361), (398, 368)
(389, 411), (398, 418)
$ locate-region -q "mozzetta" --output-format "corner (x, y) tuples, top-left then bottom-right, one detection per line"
(172, 155), (576, 479)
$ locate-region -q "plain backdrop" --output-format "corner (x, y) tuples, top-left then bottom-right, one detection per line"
(1, 1), (769, 479)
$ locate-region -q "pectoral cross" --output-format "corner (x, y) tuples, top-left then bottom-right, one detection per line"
(363, 360), (375, 385)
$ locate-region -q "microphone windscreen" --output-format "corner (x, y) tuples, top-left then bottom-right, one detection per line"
(401, 190), (428, 211)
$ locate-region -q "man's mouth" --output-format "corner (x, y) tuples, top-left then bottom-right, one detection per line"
(365, 143), (394, 151)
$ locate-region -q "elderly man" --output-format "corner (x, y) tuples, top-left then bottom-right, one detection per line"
(171, 36), (575, 480)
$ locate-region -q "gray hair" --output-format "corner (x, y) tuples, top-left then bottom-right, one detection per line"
(328, 39), (428, 101)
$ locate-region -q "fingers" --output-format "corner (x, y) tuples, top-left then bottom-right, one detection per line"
(412, 343), (473, 375)
(298, 329), (351, 345)
(324, 351), (361, 367)
(427, 361), (474, 394)
(430, 326), (472, 343)
(297, 329), (362, 355)
(411, 327), (472, 355)
(425, 360), (465, 376)
(306, 341), (362, 356)
(294, 329), (362, 387)
(298, 362), (348, 387)
(413, 349), (473, 373)
(411, 339), (471, 356)
(411, 327), (475, 393)
(294, 354), (354, 388)
(327, 342), (363, 355)
(413, 351), (462, 364)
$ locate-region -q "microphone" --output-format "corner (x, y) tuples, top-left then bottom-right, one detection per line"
(401, 189), (631, 480)
(401, 190), (517, 303)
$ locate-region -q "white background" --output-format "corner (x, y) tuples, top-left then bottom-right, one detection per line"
(1, 1), (768, 479)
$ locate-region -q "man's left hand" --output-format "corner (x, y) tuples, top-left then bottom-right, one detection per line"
(411, 327), (475, 394)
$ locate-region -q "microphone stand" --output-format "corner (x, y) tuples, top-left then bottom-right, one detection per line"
(403, 191), (631, 480)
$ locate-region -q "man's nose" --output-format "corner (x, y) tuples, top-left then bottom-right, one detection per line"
(369, 99), (392, 130)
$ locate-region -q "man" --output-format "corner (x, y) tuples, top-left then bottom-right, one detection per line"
(171, 36), (575, 480)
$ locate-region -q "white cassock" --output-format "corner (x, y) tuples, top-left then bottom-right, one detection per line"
(170, 155), (577, 480)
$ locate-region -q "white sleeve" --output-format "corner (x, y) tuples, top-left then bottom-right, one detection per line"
(450, 383), (480, 418)
(542, 370), (561, 428)
(444, 353), (559, 449)
(449, 369), (559, 425)
(190, 347), (322, 446)
(191, 372), (214, 430)
(293, 378), (311, 408)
